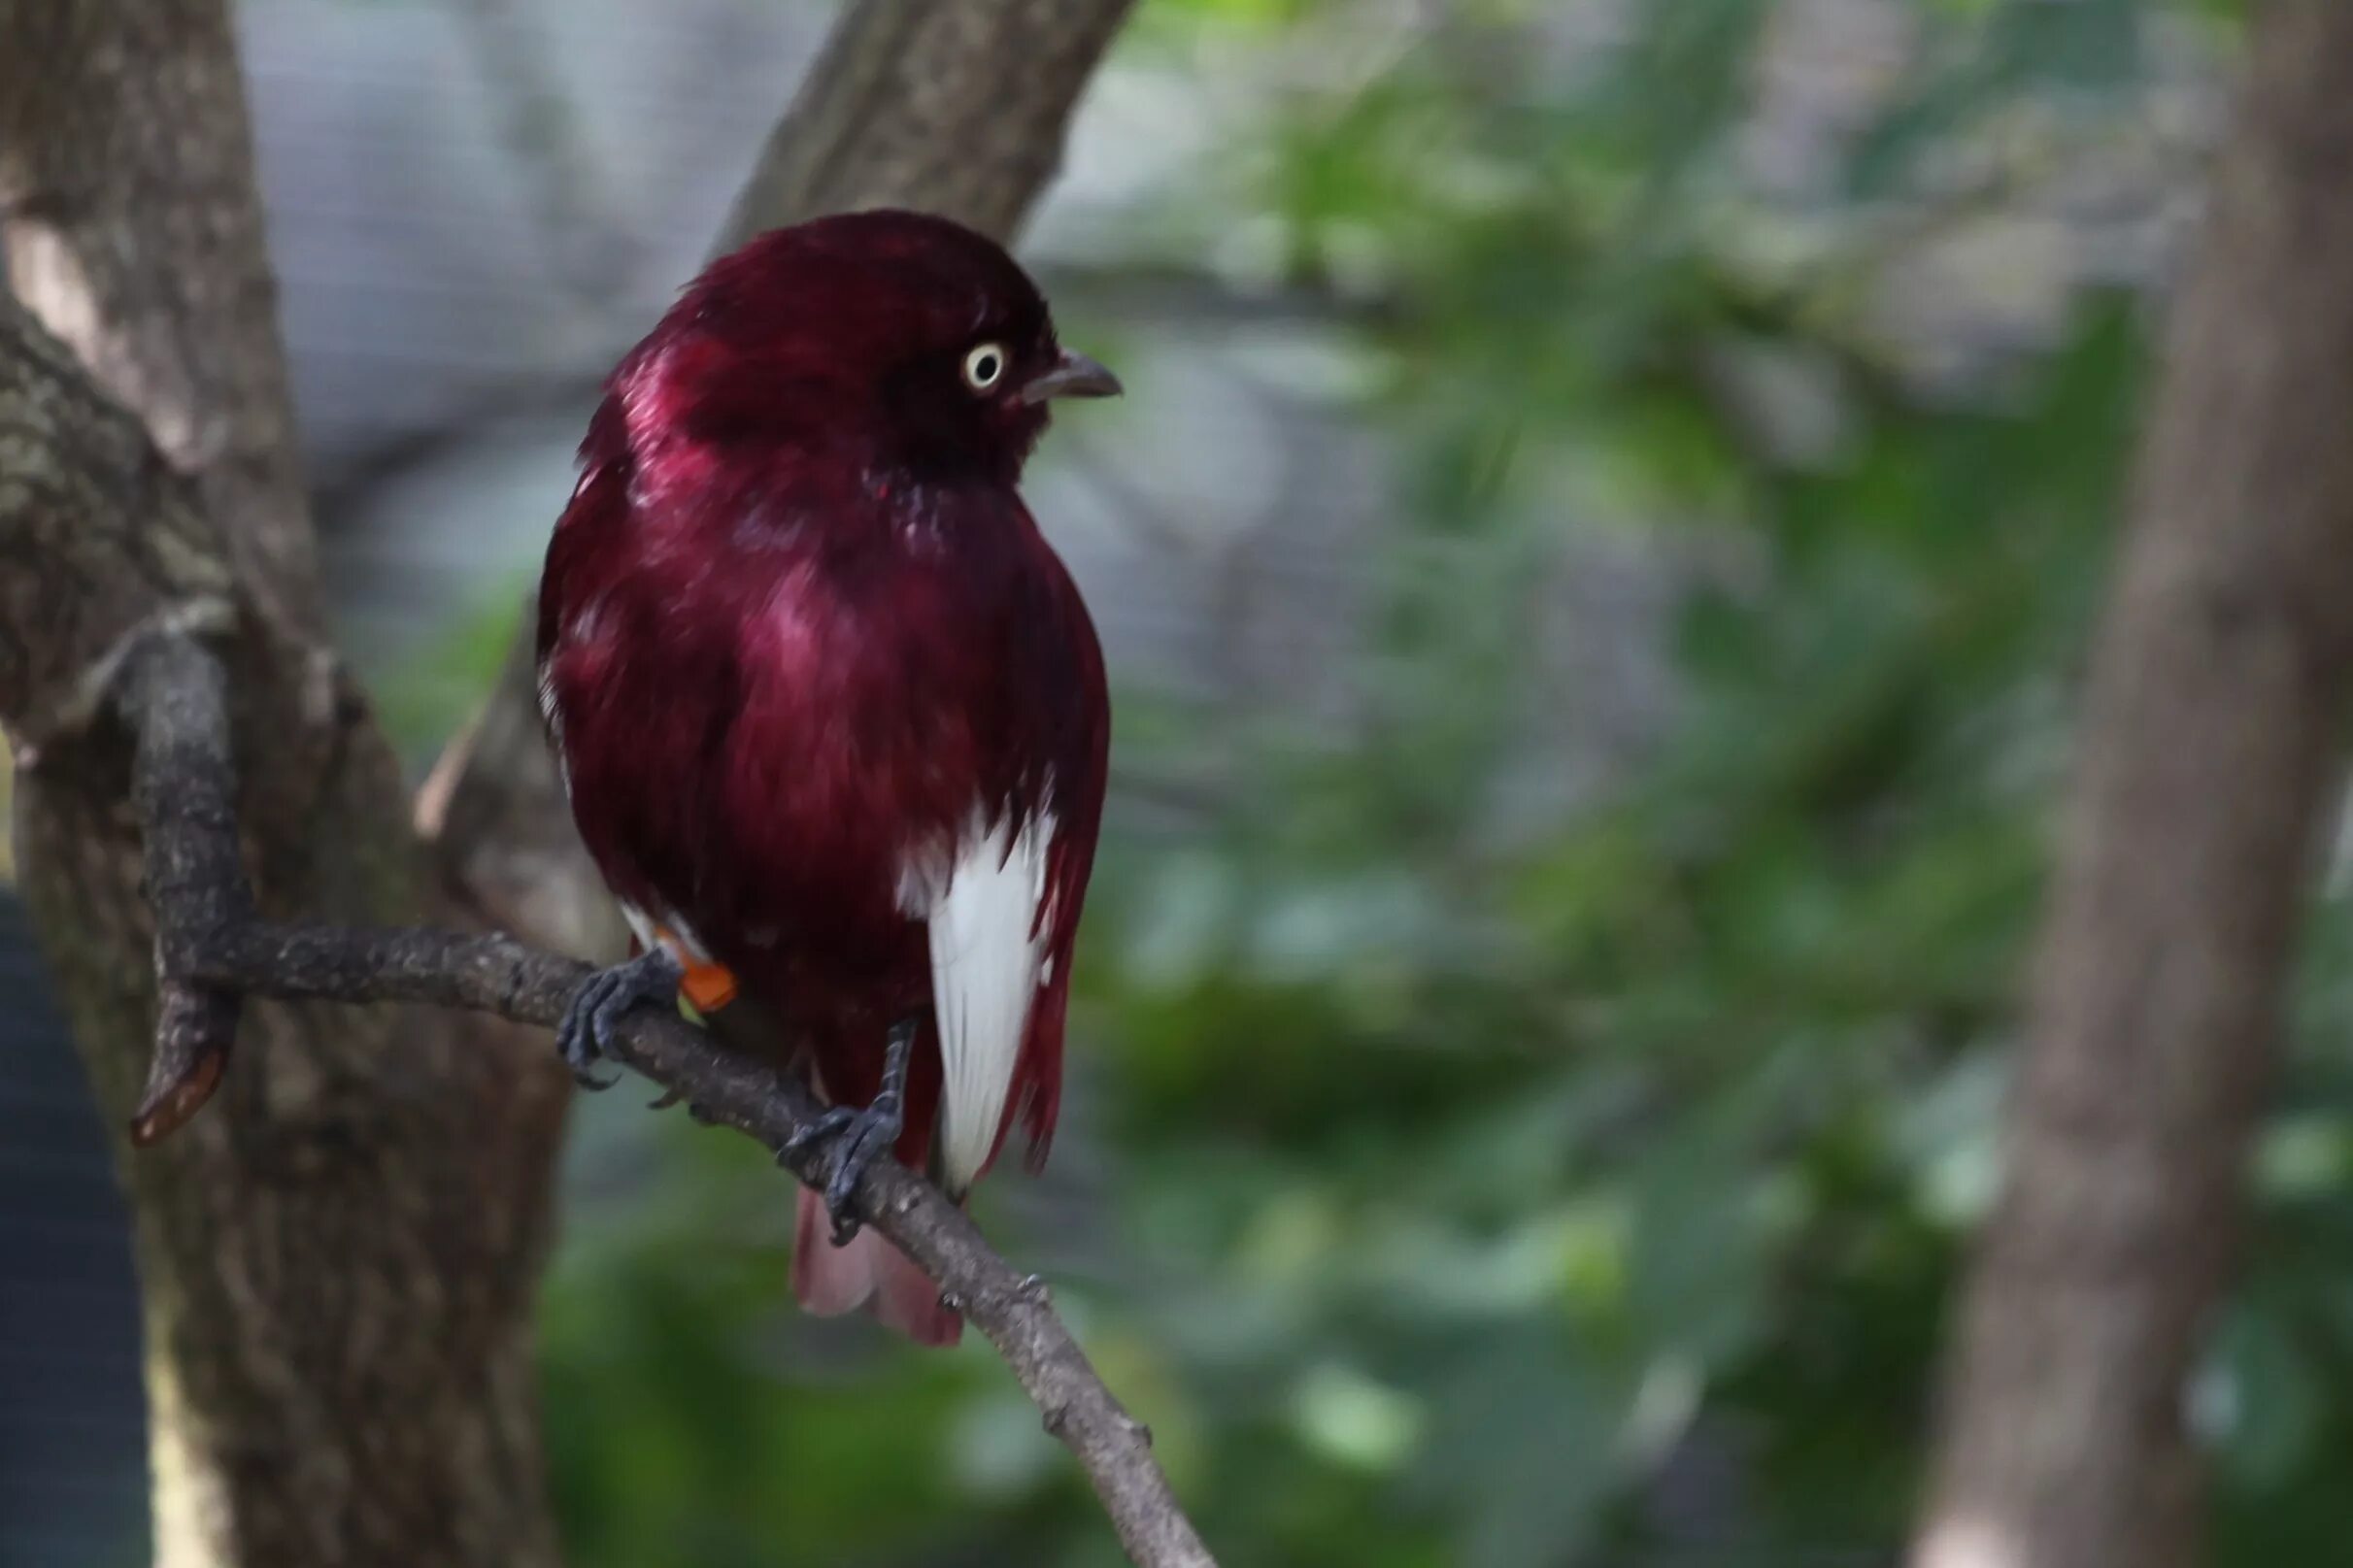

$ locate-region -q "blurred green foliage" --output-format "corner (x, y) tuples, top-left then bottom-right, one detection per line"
(379, 1), (2353, 1563)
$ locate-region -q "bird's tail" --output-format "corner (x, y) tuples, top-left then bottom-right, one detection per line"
(790, 1185), (963, 1346)
(703, 999), (959, 1347)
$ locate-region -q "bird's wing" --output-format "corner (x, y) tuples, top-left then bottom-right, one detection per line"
(535, 394), (747, 1013)
(1008, 546), (1110, 1173)
(905, 804), (1059, 1196)
(902, 527), (1109, 1196)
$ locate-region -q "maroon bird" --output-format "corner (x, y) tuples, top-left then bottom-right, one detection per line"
(535, 210), (1117, 1345)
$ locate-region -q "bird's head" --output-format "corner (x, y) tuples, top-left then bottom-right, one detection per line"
(639, 210), (1121, 485)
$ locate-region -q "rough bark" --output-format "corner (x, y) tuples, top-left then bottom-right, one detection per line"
(0, 0), (320, 637)
(431, 0), (1136, 945)
(1911, 9), (2353, 1567)
(0, 5), (568, 1565)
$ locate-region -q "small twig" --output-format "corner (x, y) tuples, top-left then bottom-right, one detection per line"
(119, 628), (251, 1142)
(110, 632), (1217, 1568)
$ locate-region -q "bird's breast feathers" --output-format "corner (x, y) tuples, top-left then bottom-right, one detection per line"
(539, 457), (1103, 1195)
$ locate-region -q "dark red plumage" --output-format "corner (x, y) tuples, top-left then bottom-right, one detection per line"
(534, 210), (1114, 1345)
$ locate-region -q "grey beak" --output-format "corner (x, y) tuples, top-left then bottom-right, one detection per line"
(1021, 349), (1123, 404)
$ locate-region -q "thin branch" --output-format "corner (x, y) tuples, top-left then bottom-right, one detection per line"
(113, 630), (1219, 1568)
(118, 631), (249, 1140)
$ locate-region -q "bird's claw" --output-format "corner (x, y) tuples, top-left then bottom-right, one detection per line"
(555, 948), (683, 1088)
(781, 1106), (856, 1154)
(781, 1090), (903, 1245)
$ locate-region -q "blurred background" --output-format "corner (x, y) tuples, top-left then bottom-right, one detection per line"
(7, 1), (2346, 1565)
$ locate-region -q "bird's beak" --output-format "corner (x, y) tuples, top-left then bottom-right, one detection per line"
(1021, 349), (1123, 405)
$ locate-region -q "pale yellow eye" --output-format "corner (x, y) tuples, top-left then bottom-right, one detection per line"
(962, 342), (1008, 392)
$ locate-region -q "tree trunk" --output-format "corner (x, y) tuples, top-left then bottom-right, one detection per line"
(1, 4), (571, 1564)
(0, 0), (319, 637)
(1911, 9), (2353, 1567)
(0, 0), (1135, 1564)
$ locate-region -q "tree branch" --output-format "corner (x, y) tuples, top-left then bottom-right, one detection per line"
(714, 0), (1136, 256)
(114, 628), (1218, 1568)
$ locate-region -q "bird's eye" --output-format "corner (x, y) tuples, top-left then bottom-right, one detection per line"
(961, 342), (1008, 392)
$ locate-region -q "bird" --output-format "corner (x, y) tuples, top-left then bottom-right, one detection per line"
(533, 209), (1117, 1345)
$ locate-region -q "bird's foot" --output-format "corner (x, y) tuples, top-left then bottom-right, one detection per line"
(555, 948), (683, 1088)
(782, 1101), (903, 1245)
(781, 1018), (917, 1244)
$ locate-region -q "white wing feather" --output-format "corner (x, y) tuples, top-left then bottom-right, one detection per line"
(908, 805), (1055, 1194)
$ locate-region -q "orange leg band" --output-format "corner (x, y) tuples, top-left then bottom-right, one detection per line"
(680, 958), (738, 1014)
(650, 924), (738, 1013)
